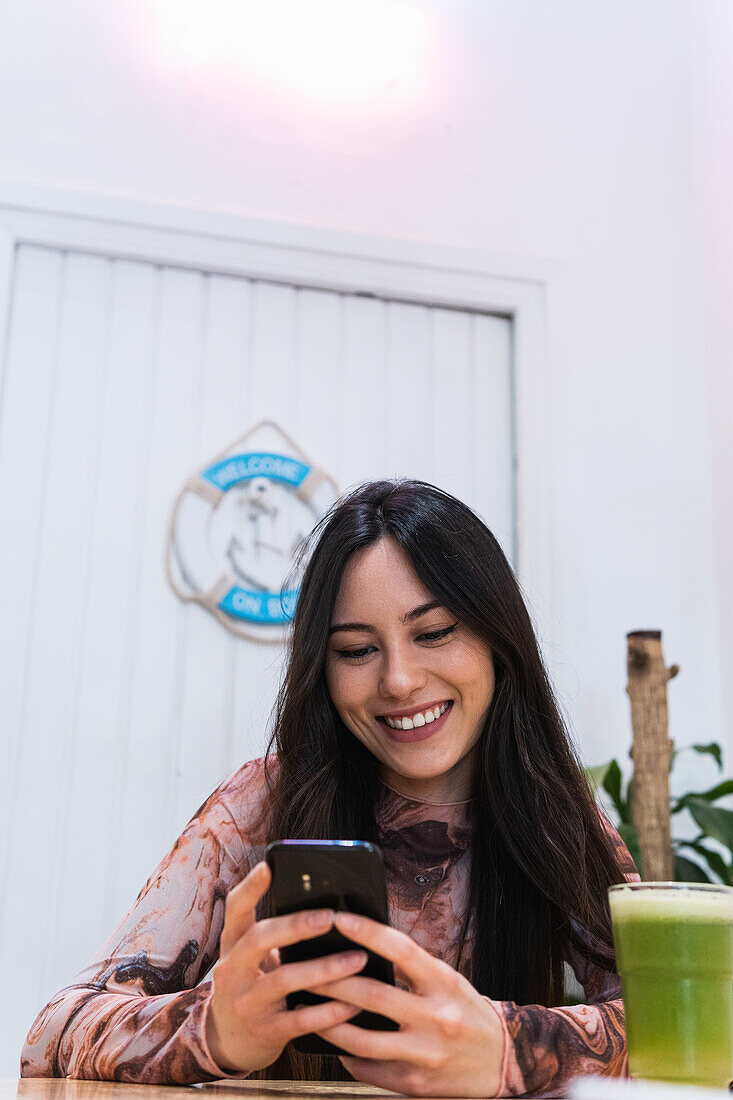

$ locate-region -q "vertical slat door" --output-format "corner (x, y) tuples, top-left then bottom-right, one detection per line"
(0, 245), (513, 1076)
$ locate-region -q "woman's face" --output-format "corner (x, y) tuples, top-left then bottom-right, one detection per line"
(325, 537), (495, 802)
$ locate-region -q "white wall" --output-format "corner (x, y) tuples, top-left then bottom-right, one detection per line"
(1, 3), (728, 767)
(695, 1), (733, 758)
(1, 0), (731, 1070)
(8, 0), (724, 759)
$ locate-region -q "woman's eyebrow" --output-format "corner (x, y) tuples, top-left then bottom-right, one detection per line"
(329, 600), (444, 635)
(402, 599), (443, 624)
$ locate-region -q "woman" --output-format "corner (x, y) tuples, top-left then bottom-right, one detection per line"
(22, 479), (637, 1096)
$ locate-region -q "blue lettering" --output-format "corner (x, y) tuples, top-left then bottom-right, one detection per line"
(202, 452), (310, 492)
(219, 586), (299, 624)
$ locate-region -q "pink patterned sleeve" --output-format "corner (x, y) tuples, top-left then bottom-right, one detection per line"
(20, 759), (269, 1084)
(490, 819), (641, 1098)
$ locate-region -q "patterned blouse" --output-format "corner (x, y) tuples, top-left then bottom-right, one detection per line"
(21, 756), (639, 1095)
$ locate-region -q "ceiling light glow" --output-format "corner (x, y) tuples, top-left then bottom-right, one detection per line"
(155, 0), (426, 96)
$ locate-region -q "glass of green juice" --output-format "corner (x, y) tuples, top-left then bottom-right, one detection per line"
(609, 881), (733, 1088)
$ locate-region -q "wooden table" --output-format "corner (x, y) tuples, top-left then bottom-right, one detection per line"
(2, 1082), (398, 1100)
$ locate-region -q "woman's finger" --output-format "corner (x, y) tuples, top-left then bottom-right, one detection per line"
(314, 1018), (411, 1061)
(251, 950), (368, 1008)
(333, 912), (443, 991)
(226, 906), (335, 975)
(219, 862), (271, 957)
(338, 1056), (415, 1093)
(306, 974), (416, 1027)
(260, 947), (280, 974)
(278, 998), (361, 1043)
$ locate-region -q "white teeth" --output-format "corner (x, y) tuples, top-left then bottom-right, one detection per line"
(382, 702), (450, 730)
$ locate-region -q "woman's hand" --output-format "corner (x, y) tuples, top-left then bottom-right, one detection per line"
(205, 862), (367, 1075)
(309, 911), (506, 1097)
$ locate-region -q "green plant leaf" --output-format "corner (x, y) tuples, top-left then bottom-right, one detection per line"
(625, 775), (634, 822)
(672, 779), (733, 814)
(674, 854), (712, 883)
(691, 743), (723, 771)
(602, 760), (628, 822)
(687, 799), (733, 855)
(603, 759), (622, 806)
(675, 840), (732, 885)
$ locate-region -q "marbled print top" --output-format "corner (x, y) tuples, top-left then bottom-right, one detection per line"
(21, 756), (639, 1096)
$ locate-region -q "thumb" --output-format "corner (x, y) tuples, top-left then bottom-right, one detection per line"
(220, 861), (271, 957)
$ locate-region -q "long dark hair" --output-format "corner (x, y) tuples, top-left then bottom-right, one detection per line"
(257, 479), (626, 1080)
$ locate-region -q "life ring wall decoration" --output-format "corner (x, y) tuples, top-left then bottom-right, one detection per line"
(166, 420), (339, 642)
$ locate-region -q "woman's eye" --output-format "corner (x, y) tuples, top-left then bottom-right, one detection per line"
(337, 646), (374, 661)
(335, 623), (458, 661)
(418, 623), (458, 643)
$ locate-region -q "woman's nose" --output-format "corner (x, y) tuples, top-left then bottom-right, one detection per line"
(378, 647), (427, 700)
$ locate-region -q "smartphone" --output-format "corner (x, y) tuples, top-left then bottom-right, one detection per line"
(265, 839), (398, 1055)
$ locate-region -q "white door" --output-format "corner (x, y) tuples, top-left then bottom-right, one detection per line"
(0, 243), (513, 1075)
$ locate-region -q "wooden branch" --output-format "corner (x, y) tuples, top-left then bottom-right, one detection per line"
(626, 630), (678, 881)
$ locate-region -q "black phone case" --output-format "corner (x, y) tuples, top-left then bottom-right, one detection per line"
(265, 840), (399, 1056)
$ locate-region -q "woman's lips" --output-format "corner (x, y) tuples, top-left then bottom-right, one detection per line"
(378, 701), (453, 743)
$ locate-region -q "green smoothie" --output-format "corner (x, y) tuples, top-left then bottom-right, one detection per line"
(609, 883), (733, 1088)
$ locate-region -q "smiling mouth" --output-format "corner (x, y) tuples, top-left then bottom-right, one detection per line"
(377, 700), (452, 731)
